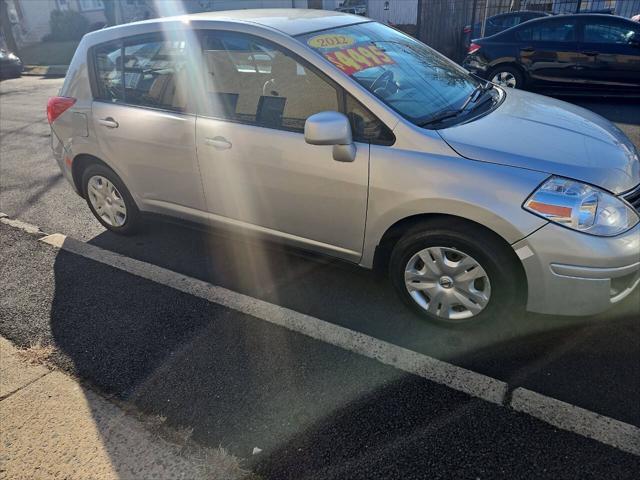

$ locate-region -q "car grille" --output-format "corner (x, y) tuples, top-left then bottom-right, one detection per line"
(622, 184), (640, 213)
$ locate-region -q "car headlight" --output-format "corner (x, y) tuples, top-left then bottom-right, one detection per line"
(524, 176), (639, 236)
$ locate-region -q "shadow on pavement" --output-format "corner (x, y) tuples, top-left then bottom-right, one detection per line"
(83, 218), (640, 421)
(43, 232), (640, 478)
(254, 374), (640, 480)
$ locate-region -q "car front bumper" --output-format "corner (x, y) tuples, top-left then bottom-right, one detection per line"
(512, 222), (640, 316)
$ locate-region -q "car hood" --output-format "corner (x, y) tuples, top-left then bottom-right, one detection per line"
(437, 89), (639, 194)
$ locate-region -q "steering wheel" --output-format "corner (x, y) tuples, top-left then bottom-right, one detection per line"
(370, 69), (395, 96)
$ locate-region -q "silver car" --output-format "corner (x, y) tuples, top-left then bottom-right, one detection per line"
(49, 9), (640, 325)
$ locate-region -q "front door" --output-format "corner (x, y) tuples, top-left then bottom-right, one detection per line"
(195, 30), (369, 261)
(576, 17), (640, 91)
(91, 33), (206, 216)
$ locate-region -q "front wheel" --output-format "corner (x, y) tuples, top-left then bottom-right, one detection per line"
(389, 220), (524, 327)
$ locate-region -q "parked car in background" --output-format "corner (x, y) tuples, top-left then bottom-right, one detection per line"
(0, 49), (23, 79)
(335, 0), (367, 16)
(49, 10), (640, 326)
(463, 14), (640, 95)
(462, 11), (552, 51)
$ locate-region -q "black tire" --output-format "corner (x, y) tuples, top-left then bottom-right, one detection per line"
(389, 218), (524, 327)
(488, 65), (524, 89)
(81, 163), (141, 235)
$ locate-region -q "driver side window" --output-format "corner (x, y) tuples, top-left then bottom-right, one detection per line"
(201, 31), (339, 132)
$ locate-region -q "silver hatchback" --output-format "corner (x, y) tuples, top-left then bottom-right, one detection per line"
(49, 9), (640, 325)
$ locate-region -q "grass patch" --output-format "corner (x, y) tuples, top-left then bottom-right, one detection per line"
(19, 41), (79, 66)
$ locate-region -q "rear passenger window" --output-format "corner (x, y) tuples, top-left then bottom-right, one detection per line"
(92, 34), (189, 112)
(200, 31), (339, 132)
(123, 37), (188, 111)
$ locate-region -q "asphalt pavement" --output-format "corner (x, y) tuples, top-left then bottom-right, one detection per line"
(2, 223), (639, 479)
(1, 76), (640, 478)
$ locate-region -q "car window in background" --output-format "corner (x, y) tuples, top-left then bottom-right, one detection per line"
(201, 31), (339, 132)
(516, 18), (577, 42)
(491, 15), (520, 29)
(583, 20), (637, 44)
(298, 22), (481, 126)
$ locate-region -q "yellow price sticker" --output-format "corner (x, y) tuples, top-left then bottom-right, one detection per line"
(307, 34), (356, 49)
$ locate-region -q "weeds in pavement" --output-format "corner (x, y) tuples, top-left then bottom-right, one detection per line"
(16, 339), (56, 368)
(197, 445), (252, 480)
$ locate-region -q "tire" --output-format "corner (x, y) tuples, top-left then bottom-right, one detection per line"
(389, 219), (524, 327)
(81, 163), (141, 235)
(488, 65), (524, 89)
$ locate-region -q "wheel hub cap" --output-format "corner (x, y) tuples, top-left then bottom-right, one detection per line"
(439, 276), (454, 289)
(404, 246), (492, 321)
(87, 175), (127, 227)
(491, 71), (517, 88)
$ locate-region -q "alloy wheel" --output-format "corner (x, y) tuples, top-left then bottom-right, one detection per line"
(404, 246), (491, 321)
(87, 175), (127, 227)
(491, 71), (517, 88)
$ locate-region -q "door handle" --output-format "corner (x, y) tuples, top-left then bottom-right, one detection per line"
(205, 136), (232, 150)
(98, 117), (119, 128)
(583, 51), (599, 56)
(520, 46), (535, 52)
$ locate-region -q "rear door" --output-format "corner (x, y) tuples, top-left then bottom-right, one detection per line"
(91, 33), (206, 217)
(576, 17), (640, 90)
(514, 17), (581, 85)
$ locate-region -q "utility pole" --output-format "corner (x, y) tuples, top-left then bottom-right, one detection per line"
(0, 0), (18, 54)
(481, 0), (490, 37)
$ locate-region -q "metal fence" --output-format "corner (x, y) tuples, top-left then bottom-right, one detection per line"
(416, 0), (640, 60)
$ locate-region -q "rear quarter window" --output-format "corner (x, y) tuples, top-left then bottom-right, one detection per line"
(93, 42), (123, 103)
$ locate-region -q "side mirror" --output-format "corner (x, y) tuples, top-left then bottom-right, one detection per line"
(304, 111), (356, 162)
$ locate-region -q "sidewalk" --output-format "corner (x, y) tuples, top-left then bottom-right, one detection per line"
(0, 337), (247, 480)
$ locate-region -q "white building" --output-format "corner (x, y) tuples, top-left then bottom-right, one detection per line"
(2, 0), (420, 49)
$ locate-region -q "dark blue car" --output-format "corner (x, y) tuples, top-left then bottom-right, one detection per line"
(462, 11), (552, 50)
(463, 14), (640, 95)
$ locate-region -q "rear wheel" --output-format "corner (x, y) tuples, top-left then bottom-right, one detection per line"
(489, 65), (524, 89)
(82, 163), (141, 235)
(389, 219), (524, 327)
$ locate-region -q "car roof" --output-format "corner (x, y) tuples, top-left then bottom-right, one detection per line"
(488, 12), (634, 35)
(514, 12), (632, 24)
(109, 8), (368, 37)
(492, 10), (550, 17)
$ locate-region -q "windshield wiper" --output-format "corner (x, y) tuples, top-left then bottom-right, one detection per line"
(420, 82), (494, 127)
(460, 81), (493, 111)
(419, 109), (463, 127)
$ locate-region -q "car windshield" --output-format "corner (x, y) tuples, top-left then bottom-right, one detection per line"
(298, 22), (482, 126)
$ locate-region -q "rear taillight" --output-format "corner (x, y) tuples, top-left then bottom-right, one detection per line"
(468, 43), (481, 55)
(47, 96), (76, 124)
